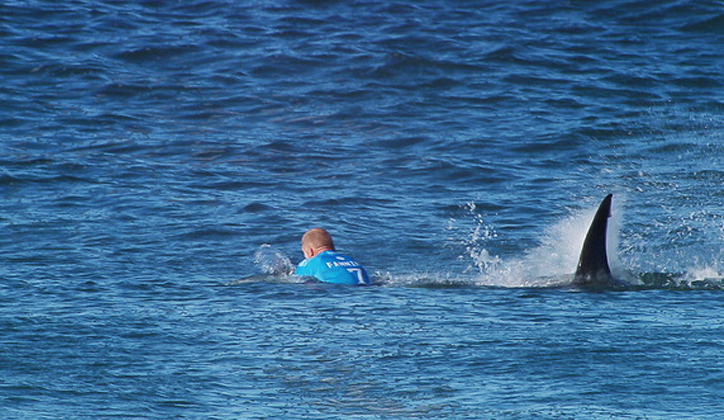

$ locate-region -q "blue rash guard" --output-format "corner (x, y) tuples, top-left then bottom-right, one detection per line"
(294, 250), (370, 285)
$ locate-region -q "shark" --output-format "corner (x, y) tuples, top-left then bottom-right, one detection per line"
(573, 194), (620, 289)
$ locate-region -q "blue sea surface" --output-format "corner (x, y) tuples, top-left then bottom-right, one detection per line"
(1, 1), (723, 418)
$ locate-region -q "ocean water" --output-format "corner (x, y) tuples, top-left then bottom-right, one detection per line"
(1, 0), (723, 418)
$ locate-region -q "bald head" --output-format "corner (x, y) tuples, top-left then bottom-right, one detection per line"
(301, 228), (335, 259)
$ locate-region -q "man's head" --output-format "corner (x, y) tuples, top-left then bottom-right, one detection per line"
(301, 228), (335, 259)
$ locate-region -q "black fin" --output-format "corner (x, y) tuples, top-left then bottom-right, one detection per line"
(573, 194), (613, 287)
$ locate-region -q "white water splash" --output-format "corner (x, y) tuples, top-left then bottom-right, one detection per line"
(462, 197), (630, 288)
(253, 243), (295, 276)
(458, 201), (501, 275)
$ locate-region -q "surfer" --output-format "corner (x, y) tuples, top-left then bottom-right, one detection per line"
(294, 228), (371, 285)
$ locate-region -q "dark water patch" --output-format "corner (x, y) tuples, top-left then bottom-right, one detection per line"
(173, 225), (244, 241)
(543, 96), (587, 110)
(301, 195), (396, 213)
(113, 44), (202, 65)
(680, 13), (724, 34)
(241, 202), (273, 213)
(375, 135), (430, 150)
(672, 75), (723, 90)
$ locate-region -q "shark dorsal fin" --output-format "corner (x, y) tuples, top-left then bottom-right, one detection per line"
(573, 194), (613, 287)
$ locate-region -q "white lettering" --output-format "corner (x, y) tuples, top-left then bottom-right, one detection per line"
(346, 268), (365, 284)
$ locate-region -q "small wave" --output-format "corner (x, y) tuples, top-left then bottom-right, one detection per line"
(637, 270), (724, 290)
(229, 274), (305, 286)
(373, 270), (478, 288)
